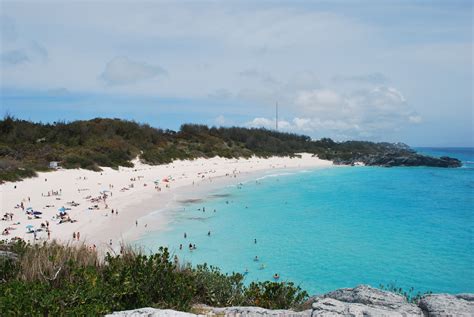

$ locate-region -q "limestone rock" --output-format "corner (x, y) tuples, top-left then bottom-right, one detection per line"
(312, 297), (421, 317)
(209, 306), (310, 317)
(418, 294), (474, 317)
(105, 308), (204, 317)
(312, 285), (423, 316)
(106, 286), (474, 317)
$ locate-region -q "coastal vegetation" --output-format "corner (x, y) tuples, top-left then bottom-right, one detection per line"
(0, 116), (461, 182)
(379, 283), (432, 304)
(0, 240), (307, 315)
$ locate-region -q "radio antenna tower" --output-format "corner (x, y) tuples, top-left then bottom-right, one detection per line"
(275, 102), (279, 131)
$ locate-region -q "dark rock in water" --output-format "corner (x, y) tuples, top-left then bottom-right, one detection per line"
(333, 153), (462, 168)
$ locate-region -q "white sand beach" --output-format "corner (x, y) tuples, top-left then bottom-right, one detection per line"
(0, 154), (332, 251)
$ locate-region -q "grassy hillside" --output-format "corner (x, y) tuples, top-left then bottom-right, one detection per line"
(0, 116), (460, 182)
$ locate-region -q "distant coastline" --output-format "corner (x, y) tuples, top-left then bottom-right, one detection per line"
(0, 117), (462, 183)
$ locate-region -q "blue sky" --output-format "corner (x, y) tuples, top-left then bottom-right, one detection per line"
(1, 0), (472, 146)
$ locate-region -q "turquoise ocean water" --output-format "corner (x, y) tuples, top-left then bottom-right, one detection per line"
(136, 148), (474, 294)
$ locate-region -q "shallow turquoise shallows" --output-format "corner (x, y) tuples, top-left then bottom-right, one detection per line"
(136, 148), (474, 295)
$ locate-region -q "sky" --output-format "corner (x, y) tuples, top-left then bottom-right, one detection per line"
(0, 0), (472, 147)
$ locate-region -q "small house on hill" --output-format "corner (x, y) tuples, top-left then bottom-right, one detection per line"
(49, 161), (60, 169)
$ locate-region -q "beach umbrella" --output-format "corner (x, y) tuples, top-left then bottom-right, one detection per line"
(26, 225), (34, 231)
(26, 207), (33, 210)
(58, 207), (66, 212)
(33, 211), (42, 215)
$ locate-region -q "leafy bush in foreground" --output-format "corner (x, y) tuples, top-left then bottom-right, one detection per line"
(245, 281), (308, 309)
(0, 241), (308, 315)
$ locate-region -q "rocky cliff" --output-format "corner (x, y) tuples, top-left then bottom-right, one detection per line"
(333, 153), (462, 168)
(107, 285), (474, 317)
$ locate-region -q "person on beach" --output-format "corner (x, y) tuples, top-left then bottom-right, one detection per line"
(135, 220), (138, 226)
(77, 232), (80, 240)
(179, 244), (182, 250)
(184, 233), (187, 239)
(189, 243), (192, 250)
(73, 232), (76, 240)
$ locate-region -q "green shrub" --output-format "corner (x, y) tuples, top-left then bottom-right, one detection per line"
(193, 264), (245, 306)
(244, 281), (308, 309)
(0, 242), (311, 314)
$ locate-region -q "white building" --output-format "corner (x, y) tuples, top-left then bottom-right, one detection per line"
(49, 161), (60, 169)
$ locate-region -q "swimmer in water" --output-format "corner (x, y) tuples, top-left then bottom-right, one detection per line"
(254, 256), (259, 262)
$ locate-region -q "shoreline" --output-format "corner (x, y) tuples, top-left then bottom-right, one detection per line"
(126, 165), (327, 250)
(0, 154), (333, 251)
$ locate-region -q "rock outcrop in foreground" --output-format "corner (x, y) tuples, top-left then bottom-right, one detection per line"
(106, 285), (474, 317)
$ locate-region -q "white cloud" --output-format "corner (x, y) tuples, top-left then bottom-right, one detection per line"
(215, 115), (226, 125)
(0, 16), (48, 69)
(1, 49), (29, 65)
(408, 115), (422, 123)
(332, 73), (388, 84)
(1, 2), (471, 144)
(100, 56), (167, 85)
(246, 117), (291, 130)
(246, 85), (422, 140)
(239, 69), (279, 85)
(296, 89), (343, 113)
(0, 15), (18, 42)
